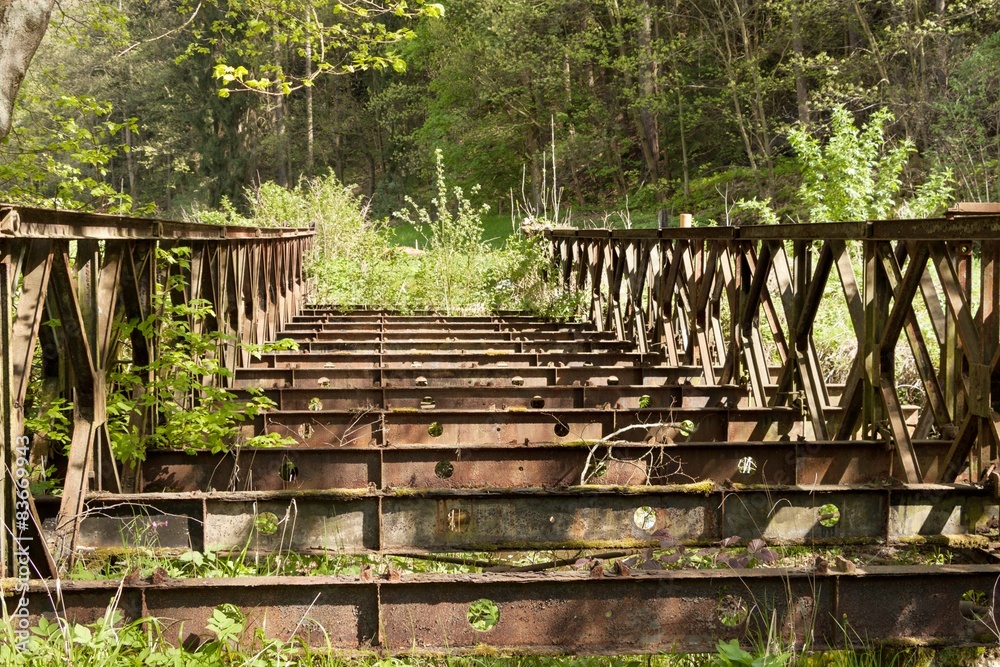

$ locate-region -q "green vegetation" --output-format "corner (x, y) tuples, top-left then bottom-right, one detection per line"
(107, 247), (294, 468)
(203, 152), (582, 317)
(0, 603), (976, 666)
(389, 213), (517, 250)
(2, 0), (993, 222)
(22, 247), (299, 476)
(736, 107), (953, 224)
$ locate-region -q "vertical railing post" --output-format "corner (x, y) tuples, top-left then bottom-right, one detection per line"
(1, 254), (16, 576)
(981, 241), (1000, 468)
(862, 226), (887, 439)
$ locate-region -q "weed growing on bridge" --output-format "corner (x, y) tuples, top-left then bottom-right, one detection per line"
(105, 247), (295, 468)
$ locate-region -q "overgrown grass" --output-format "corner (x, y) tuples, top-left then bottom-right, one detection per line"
(0, 598), (986, 666)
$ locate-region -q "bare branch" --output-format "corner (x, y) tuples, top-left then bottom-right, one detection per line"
(115, 2), (202, 58)
(580, 421), (693, 485)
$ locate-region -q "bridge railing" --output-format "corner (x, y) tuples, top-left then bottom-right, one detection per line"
(0, 204), (314, 575)
(547, 214), (1000, 488)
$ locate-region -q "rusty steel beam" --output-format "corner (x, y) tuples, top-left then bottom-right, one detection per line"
(233, 384), (756, 411)
(34, 483), (996, 554)
(253, 405), (914, 447)
(274, 338), (636, 353)
(234, 366), (796, 393)
(281, 321), (596, 332)
(2, 204), (314, 240)
(246, 351), (669, 368)
(547, 218), (1000, 241)
(13, 566), (1000, 653)
(235, 366), (702, 390)
(277, 329), (620, 341)
(137, 440), (954, 493)
(297, 309), (540, 319)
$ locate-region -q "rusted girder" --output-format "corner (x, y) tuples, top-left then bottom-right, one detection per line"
(250, 405), (912, 447)
(136, 439), (953, 493)
(13, 566), (1000, 653)
(248, 350), (668, 368)
(235, 365), (699, 390)
(33, 483), (996, 553)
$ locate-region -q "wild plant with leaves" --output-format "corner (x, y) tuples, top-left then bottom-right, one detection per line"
(108, 246), (287, 467)
(789, 106), (953, 222)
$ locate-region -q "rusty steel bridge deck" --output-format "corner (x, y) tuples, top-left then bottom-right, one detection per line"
(2, 204), (1000, 654)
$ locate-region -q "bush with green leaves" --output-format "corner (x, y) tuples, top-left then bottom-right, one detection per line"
(396, 148), (493, 311)
(710, 639), (789, 667)
(108, 246), (291, 466)
(737, 106), (953, 223)
(0, 604), (307, 666)
(0, 90), (145, 214)
(790, 106), (952, 222)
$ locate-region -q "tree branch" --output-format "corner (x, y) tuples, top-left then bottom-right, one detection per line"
(115, 2), (202, 58)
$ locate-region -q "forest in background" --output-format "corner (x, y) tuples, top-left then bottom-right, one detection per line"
(2, 0), (1000, 224)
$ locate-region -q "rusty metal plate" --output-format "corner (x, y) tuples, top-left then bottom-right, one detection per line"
(278, 328), (620, 342)
(235, 365), (701, 390)
(138, 440), (955, 494)
(257, 351), (666, 367)
(141, 448), (379, 492)
(261, 412), (380, 447)
(46, 485), (996, 554)
(203, 496), (377, 552)
(378, 570), (823, 653)
(379, 492), (717, 549)
(371, 385), (745, 411)
(16, 566), (1000, 652)
(146, 580), (378, 649)
(382, 409), (609, 446)
(280, 338), (632, 354)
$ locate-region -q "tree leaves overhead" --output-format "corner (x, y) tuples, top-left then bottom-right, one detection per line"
(178, 0), (444, 95)
(4, 0), (1000, 218)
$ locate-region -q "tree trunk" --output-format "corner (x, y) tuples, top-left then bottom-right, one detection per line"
(791, 2), (809, 125)
(634, 1), (662, 194)
(335, 132), (344, 183)
(526, 124), (543, 214)
(124, 123), (137, 200)
(365, 153), (375, 198)
(305, 22), (314, 176)
(273, 40), (288, 187)
(274, 92), (287, 187)
(677, 89), (690, 200)
(0, 0), (55, 139)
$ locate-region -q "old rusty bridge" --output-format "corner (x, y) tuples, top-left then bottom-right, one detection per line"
(3, 203), (1000, 653)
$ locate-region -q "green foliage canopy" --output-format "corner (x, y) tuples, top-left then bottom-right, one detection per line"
(179, 0), (444, 96)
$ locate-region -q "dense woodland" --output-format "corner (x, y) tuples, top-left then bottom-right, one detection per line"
(2, 0), (1000, 223)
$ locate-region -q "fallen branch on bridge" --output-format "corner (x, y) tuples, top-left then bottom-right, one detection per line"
(580, 421), (694, 484)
